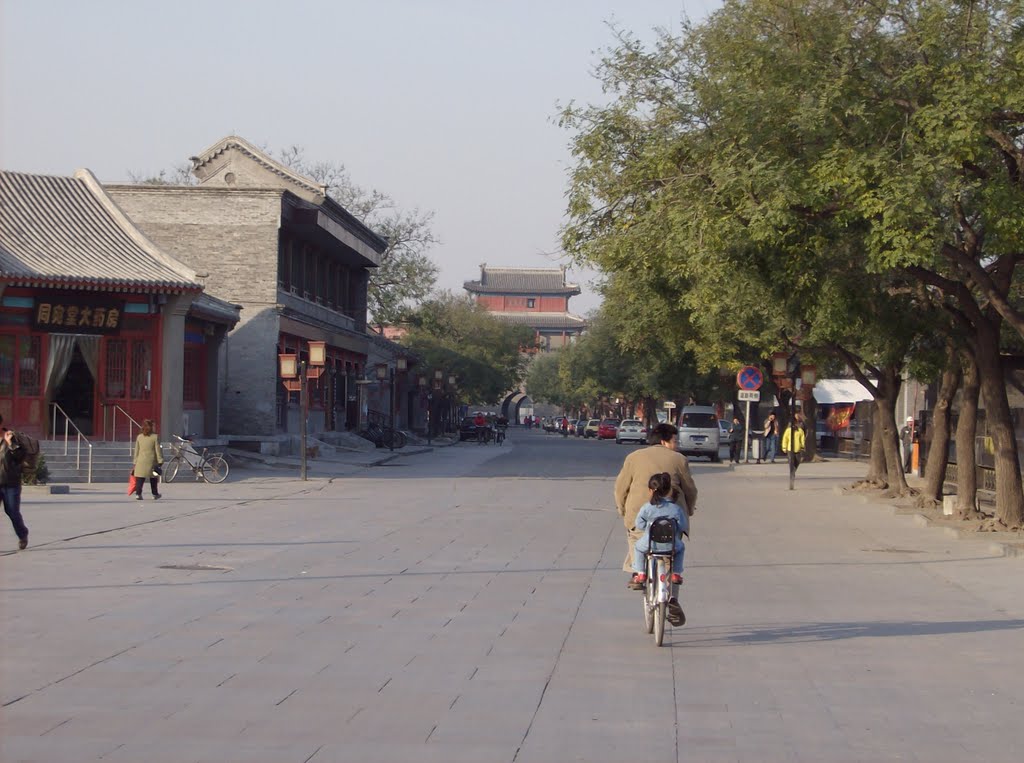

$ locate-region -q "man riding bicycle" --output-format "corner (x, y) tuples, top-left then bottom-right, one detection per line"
(473, 412), (489, 444)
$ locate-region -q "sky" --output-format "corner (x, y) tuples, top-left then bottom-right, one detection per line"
(0, 0), (721, 315)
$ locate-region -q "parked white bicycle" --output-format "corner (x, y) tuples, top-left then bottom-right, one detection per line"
(164, 434), (229, 484)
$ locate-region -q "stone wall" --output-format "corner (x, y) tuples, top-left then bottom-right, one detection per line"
(108, 187), (283, 435)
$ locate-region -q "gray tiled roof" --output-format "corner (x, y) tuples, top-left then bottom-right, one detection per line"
(464, 267), (581, 295)
(189, 293), (242, 326)
(0, 169), (199, 292)
(488, 311), (587, 330)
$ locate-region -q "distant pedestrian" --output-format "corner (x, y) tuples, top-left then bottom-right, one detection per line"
(900, 417), (914, 474)
(728, 416), (745, 463)
(762, 413), (779, 463)
(781, 414), (806, 471)
(0, 421), (29, 550)
(132, 419), (163, 501)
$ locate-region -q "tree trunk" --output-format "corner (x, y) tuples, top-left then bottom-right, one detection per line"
(973, 321), (1024, 528)
(865, 404), (888, 486)
(955, 350), (980, 519)
(803, 395), (820, 462)
(876, 366), (910, 495)
(919, 343), (960, 505)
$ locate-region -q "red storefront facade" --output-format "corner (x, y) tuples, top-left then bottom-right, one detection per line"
(0, 169), (238, 441)
(0, 288), (163, 437)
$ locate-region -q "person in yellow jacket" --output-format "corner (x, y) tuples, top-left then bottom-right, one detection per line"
(781, 414), (806, 468)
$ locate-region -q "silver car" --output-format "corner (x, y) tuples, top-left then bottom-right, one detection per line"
(677, 406), (721, 462)
(615, 419), (647, 444)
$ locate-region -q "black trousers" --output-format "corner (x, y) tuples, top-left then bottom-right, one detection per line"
(135, 476), (160, 497)
(729, 441), (742, 462)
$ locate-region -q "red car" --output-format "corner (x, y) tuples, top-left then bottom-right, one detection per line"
(597, 419), (620, 439)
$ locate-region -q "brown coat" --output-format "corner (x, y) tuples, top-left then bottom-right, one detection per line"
(614, 445), (698, 531)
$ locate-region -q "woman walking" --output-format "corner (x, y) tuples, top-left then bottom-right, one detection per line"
(132, 419), (163, 501)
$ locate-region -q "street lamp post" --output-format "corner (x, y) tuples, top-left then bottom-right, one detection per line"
(419, 375), (431, 446)
(279, 341), (326, 481)
(433, 369), (443, 437)
(771, 352), (817, 491)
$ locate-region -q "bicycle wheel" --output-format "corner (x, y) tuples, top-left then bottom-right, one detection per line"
(393, 431), (407, 448)
(163, 456), (182, 483)
(381, 429), (398, 450)
(201, 455), (229, 483)
(654, 602), (666, 646)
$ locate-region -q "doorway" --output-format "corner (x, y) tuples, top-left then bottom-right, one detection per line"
(52, 344), (95, 435)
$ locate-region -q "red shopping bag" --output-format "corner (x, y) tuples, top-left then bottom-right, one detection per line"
(127, 472), (138, 495)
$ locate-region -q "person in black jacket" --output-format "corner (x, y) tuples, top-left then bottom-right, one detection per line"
(728, 416), (745, 464)
(0, 426), (29, 550)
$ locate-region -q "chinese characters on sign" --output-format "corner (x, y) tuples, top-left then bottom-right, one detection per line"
(32, 299), (125, 334)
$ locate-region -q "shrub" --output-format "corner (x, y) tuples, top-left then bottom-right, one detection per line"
(21, 453), (49, 485)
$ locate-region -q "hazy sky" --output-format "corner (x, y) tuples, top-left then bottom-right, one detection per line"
(0, 0), (720, 314)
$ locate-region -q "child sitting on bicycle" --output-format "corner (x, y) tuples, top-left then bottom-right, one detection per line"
(631, 472), (689, 585)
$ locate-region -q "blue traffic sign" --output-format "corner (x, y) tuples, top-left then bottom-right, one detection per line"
(736, 366), (763, 391)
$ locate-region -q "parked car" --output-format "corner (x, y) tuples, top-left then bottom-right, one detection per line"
(677, 405), (721, 461)
(597, 418), (620, 440)
(616, 419), (647, 444)
(459, 416), (479, 441)
(542, 417), (556, 432)
(574, 419), (587, 437)
(717, 419), (731, 439)
(583, 419), (601, 438)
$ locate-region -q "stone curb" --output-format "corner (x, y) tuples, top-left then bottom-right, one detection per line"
(833, 483), (1024, 558)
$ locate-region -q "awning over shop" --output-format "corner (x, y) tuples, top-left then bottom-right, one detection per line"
(814, 378), (874, 405)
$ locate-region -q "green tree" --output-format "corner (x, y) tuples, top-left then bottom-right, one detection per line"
(402, 293), (534, 405)
(561, 1), (1024, 526)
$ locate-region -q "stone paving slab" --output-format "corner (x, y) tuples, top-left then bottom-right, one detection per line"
(2, 439), (1024, 762)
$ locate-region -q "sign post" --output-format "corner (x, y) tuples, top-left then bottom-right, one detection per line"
(736, 366), (764, 463)
(664, 400), (676, 425)
(737, 390), (761, 462)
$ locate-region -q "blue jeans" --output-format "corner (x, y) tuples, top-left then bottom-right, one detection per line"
(632, 540), (685, 575)
(764, 435), (779, 462)
(1, 485), (28, 541)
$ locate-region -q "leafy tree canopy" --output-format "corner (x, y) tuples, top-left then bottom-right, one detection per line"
(401, 293), (534, 405)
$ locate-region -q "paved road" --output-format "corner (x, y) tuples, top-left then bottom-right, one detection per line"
(2, 429), (1023, 762)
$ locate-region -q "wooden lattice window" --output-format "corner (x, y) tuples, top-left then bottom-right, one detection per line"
(0, 336), (14, 397)
(183, 344), (205, 405)
(17, 335), (40, 396)
(130, 340), (152, 400)
(105, 340), (127, 398)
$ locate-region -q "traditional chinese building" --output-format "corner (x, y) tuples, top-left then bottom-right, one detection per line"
(106, 135), (387, 438)
(463, 265), (586, 351)
(0, 169), (240, 439)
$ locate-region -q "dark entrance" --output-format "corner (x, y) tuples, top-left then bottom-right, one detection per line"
(52, 344), (95, 435)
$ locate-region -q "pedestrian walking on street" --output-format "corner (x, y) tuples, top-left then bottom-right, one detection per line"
(781, 413), (807, 490)
(762, 412), (779, 463)
(0, 421), (29, 550)
(728, 416), (745, 464)
(614, 422), (698, 589)
(132, 419), (163, 501)
(900, 417), (914, 474)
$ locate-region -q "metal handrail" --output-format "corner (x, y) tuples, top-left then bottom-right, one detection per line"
(50, 402), (94, 484)
(102, 403), (142, 452)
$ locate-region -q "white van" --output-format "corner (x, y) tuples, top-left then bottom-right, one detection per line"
(676, 405), (721, 462)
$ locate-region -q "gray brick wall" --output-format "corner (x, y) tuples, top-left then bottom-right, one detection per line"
(108, 187), (283, 435)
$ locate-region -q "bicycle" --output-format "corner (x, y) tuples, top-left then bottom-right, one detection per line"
(476, 425), (492, 445)
(358, 422), (407, 449)
(495, 424), (507, 445)
(641, 517), (683, 646)
(164, 434), (230, 484)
